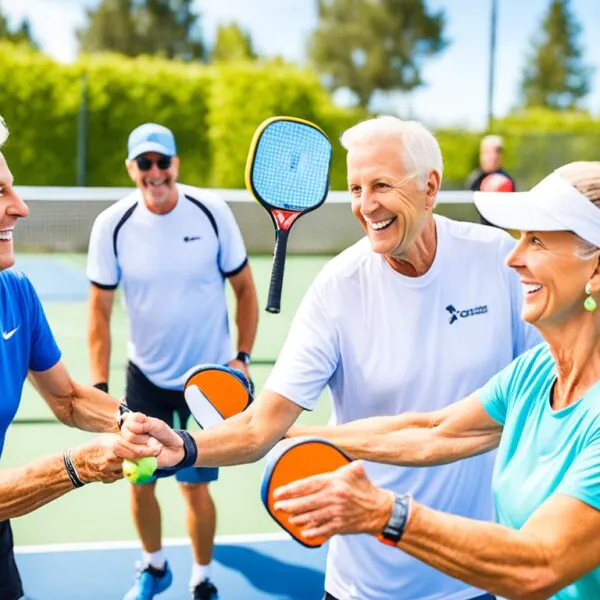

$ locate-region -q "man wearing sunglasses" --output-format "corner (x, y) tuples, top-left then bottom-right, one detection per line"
(86, 123), (259, 600)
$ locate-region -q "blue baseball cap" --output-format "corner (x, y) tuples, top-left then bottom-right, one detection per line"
(127, 123), (177, 160)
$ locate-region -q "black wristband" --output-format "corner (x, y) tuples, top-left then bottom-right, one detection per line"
(154, 430), (198, 478)
(63, 449), (86, 488)
(94, 382), (109, 393)
(236, 351), (251, 365)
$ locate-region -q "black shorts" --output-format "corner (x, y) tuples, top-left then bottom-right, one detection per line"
(125, 362), (218, 485)
(0, 520), (24, 600)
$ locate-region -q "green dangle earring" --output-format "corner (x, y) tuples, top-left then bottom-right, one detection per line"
(585, 282), (597, 312)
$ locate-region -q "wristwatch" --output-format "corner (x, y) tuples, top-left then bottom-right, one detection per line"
(236, 351), (251, 366)
(377, 493), (412, 546)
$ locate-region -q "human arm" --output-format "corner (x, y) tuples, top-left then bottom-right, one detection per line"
(226, 263), (258, 380)
(87, 284), (115, 388)
(28, 361), (121, 433)
(287, 393), (502, 466)
(274, 463), (600, 600)
(122, 389), (304, 467)
(0, 434), (157, 520)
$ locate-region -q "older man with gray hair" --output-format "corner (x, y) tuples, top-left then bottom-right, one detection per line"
(121, 116), (540, 600)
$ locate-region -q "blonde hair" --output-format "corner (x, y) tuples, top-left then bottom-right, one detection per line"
(340, 116), (444, 189)
(0, 116), (8, 148)
(555, 162), (600, 257)
(555, 161), (600, 208)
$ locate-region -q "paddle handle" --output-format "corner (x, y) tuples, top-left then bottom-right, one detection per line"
(266, 228), (289, 314)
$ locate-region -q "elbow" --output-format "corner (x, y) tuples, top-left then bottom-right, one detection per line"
(236, 416), (272, 464)
(500, 566), (560, 600)
(54, 388), (78, 428)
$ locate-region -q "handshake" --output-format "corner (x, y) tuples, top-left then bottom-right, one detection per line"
(70, 364), (252, 488)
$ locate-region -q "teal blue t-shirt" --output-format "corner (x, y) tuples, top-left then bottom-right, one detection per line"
(479, 343), (600, 599)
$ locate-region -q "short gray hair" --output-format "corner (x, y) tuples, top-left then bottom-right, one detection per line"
(0, 116), (8, 148)
(340, 116), (444, 189)
(480, 134), (504, 150)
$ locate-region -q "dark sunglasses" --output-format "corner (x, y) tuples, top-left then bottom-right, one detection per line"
(135, 155), (173, 171)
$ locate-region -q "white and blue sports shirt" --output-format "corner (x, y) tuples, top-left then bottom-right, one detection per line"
(86, 184), (248, 390)
(0, 270), (61, 457)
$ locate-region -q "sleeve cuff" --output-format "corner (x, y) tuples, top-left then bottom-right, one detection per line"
(222, 257), (248, 278)
(90, 280), (119, 290)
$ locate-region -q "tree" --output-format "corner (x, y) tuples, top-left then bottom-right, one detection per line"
(309, 0), (446, 109)
(78, 0), (205, 61)
(0, 9), (38, 49)
(520, 0), (591, 110)
(78, 0), (140, 57)
(211, 23), (257, 62)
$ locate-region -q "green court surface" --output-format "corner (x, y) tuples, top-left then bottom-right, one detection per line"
(4, 253), (334, 546)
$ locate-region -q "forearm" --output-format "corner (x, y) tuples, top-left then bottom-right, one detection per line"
(88, 308), (111, 384)
(192, 411), (277, 467)
(0, 454), (76, 520)
(234, 286), (258, 354)
(289, 412), (430, 443)
(398, 504), (555, 600)
(289, 412), (450, 465)
(66, 383), (120, 432)
(42, 380), (119, 433)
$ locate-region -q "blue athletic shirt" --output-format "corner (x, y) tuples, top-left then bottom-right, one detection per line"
(479, 343), (600, 599)
(0, 270), (61, 458)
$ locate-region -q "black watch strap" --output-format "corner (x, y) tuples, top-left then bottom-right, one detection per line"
(117, 399), (131, 429)
(236, 351), (251, 365)
(379, 493), (412, 546)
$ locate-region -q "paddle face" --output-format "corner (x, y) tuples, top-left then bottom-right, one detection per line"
(184, 365), (253, 429)
(245, 117), (332, 314)
(261, 438), (351, 548)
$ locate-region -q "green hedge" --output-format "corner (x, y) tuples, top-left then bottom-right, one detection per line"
(78, 54), (214, 186)
(0, 43), (598, 192)
(0, 44), (80, 185)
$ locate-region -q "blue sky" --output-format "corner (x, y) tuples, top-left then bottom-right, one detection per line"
(3, 0), (599, 129)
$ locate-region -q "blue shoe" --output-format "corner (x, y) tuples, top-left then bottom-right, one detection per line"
(124, 562), (173, 600)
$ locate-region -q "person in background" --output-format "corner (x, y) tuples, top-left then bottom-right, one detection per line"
(87, 123), (259, 600)
(467, 134), (516, 225)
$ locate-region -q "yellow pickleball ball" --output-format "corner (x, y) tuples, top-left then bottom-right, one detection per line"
(123, 456), (158, 484)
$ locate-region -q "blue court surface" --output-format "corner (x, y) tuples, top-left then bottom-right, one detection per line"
(16, 535), (327, 599)
(12, 256), (89, 302)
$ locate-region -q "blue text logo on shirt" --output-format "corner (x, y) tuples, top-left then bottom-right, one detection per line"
(446, 304), (488, 325)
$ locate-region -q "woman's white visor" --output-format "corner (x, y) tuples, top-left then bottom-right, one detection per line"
(474, 172), (600, 247)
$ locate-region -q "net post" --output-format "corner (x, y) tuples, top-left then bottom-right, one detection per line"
(76, 73), (88, 187)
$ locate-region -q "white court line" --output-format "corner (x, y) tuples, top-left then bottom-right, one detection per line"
(15, 532), (291, 555)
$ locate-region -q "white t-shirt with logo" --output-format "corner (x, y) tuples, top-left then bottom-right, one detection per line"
(266, 215), (540, 600)
(87, 184), (247, 389)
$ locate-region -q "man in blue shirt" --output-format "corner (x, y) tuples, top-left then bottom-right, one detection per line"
(0, 117), (156, 600)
